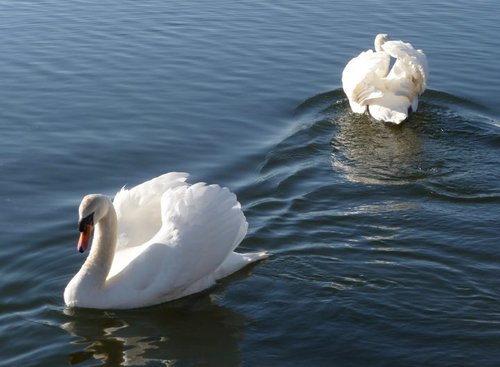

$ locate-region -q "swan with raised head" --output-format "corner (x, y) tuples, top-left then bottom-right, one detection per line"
(342, 33), (428, 124)
(64, 172), (268, 309)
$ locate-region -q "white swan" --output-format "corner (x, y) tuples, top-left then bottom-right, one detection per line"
(64, 172), (268, 309)
(342, 33), (428, 124)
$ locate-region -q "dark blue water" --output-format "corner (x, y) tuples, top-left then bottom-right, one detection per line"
(1, 1), (500, 366)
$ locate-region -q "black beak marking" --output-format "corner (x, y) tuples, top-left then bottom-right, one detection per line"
(78, 212), (94, 232)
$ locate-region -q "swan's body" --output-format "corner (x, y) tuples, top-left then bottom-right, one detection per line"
(342, 34), (428, 124)
(64, 172), (268, 309)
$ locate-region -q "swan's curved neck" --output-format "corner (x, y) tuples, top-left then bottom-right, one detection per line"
(374, 34), (387, 52)
(79, 203), (118, 288)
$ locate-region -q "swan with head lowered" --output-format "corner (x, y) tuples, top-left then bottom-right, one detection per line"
(342, 33), (428, 124)
(64, 172), (268, 309)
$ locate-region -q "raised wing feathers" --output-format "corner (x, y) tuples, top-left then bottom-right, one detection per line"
(113, 172), (189, 249)
(382, 40), (428, 95)
(106, 182), (248, 307)
(342, 50), (390, 111)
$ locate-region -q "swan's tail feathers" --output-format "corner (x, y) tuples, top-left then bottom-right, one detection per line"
(113, 172), (189, 249)
(240, 251), (270, 264)
(369, 102), (408, 124)
(214, 251), (269, 280)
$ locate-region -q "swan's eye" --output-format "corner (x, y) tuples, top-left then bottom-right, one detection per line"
(78, 212), (94, 232)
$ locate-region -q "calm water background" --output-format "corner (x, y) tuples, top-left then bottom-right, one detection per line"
(1, 0), (500, 366)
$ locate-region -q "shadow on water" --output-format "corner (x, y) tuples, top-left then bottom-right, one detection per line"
(62, 291), (246, 366)
(240, 87), (500, 257)
(60, 266), (262, 367)
(289, 89), (500, 196)
(330, 112), (427, 185)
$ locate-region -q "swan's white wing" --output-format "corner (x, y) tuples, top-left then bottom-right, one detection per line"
(112, 172), (189, 250)
(382, 40), (428, 95)
(156, 183), (248, 287)
(342, 50), (391, 112)
(106, 182), (248, 308)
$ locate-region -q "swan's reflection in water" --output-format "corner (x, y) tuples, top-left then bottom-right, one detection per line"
(63, 292), (246, 366)
(330, 112), (430, 185)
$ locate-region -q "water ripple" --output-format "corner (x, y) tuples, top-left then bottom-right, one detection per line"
(2, 0), (500, 365)
(237, 86), (500, 365)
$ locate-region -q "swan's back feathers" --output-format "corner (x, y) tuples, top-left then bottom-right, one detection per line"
(113, 172), (189, 249)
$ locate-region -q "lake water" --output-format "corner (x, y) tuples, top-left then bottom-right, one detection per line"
(1, 0), (500, 366)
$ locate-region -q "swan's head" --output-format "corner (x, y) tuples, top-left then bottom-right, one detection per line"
(374, 33), (389, 52)
(77, 194), (112, 253)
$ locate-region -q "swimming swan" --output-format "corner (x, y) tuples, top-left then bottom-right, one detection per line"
(342, 34), (428, 124)
(64, 172), (268, 309)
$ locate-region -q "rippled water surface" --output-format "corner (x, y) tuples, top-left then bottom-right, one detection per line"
(1, 1), (500, 366)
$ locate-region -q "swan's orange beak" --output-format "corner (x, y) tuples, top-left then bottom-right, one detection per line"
(77, 224), (93, 253)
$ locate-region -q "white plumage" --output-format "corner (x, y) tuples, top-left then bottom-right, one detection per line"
(342, 34), (428, 124)
(64, 172), (268, 309)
